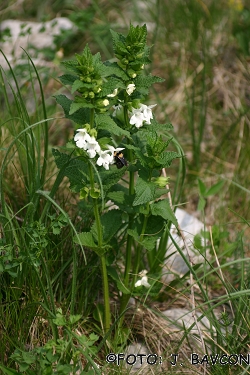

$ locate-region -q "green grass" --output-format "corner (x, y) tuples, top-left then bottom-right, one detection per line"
(0, 0), (250, 374)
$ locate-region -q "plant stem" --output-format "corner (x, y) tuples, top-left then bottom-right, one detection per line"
(118, 104), (135, 325)
(89, 108), (111, 332)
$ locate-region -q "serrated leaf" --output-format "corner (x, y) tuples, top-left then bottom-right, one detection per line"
(134, 74), (165, 95)
(103, 61), (129, 80)
(110, 29), (126, 54)
(133, 177), (156, 206)
(61, 59), (79, 73)
(95, 114), (130, 138)
(69, 101), (94, 115)
(147, 120), (174, 132)
(101, 77), (126, 95)
(127, 229), (157, 251)
(91, 210), (123, 244)
(59, 74), (78, 86)
(141, 235), (158, 251)
(151, 200), (178, 227)
(54, 94), (90, 124)
(154, 151), (180, 167)
(98, 167), (127, 192)
(52, 149), (89, 192)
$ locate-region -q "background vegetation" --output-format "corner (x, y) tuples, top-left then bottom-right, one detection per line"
(0, 0), (250, 374)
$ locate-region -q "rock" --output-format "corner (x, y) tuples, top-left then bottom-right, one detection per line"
(163, 208), (207, 282)
(0, 17), (76, 68)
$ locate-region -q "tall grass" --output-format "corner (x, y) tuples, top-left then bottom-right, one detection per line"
(0, 52), (102, 366)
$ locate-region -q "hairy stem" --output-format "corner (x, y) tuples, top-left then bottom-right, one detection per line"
(89, 108), (111, 332)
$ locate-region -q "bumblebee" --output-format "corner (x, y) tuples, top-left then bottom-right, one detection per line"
(114, 151), (128, 169)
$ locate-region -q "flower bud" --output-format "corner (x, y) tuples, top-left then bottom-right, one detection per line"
(121, 58), (129, 65)
(89, 128), (97, 138)
(95, 99), (110, 108)
(154, 176), (170, 188)
(102, 99), (109, 107)
(93, 86), (102, 93)
(128, 69), (137, 78)
(131, 99), (141, 109)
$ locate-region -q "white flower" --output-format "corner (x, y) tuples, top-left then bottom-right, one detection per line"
(74, 128), (91, 149)
(129, 108), (145, 128)
(135, 270), (150, 288)
(141, 104), (157, 124)
(107, 88), (118, 97)
(129, 103), (157, 128)
(96, 150), (113, 170)
(107, 146), (125, 153)
(85, 136), (101, 158)
(126, 83), (136, 95)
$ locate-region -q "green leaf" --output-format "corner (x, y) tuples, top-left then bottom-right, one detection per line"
(53, 313), (67, 326)
(134, 74), (165, 95)
(107, 191), (125, 205)
(151, 200), (178, 227)
(71, 79), (85, 93)
(22, 352), (36, 364)
(107, 266), (130, 294)
(127, 229), (158, 251)
(61, 59), (78, 73)
(69, 101), (94, 115)
(147, 119), (173, 132)
(59, 73), (78, 86)
(205, 180), (225, 197)
(133, 177), (156, 206)
(98, 168), (127, 192)
(0, 364), (20, 375)
(154, 151), (180, 168)
(101, 77), (126, 95)
(107, 190), (136, 213)
(198, 195), (206, 211)
(103, 61), (129, 80)
(74, 231), (96, 247)
(95, 114), (130, 138)
(91, 210), (123, 244)
(69, 314), (82, 325)
(141, 236), (158, 251)
(54, 94), (90, 124)
(73, 232), (109, 256)
(198, 178), (207, 196)
(52, 149), (89, 192)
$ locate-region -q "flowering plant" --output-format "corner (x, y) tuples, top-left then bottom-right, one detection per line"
(54, 24), (180, 333)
